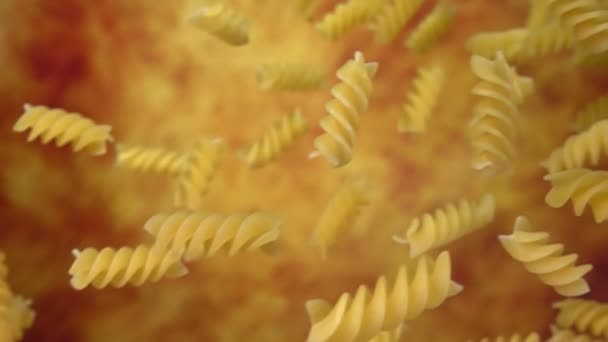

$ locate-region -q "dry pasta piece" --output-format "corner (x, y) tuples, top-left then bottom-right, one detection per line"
(368, 325), (404, 342)
(315, 0), (383, 40)
(68, 245), (188, 290)
(553, 299), (608, 339)
(398, 65), (445, 133)
(544, 168), (608, 223)
(115, 144), (187, 175)
(0, 253), (35, 341)
(572, 96), (608, 133)
(405, 0), (454, 53)
(516, 22), (575, 62)
(13, 104), (113, 155)
(310, 51), (378, 168)
(469, 52), (534, 173)
(305, 251), (462, 342)
(144, 211), (280, 262)
(548, 325), (603, 342)
(312, 177), (369, 258)
(393, 193), (495, 258)
(293, 0), (320, 19)
(527, 0), (553, 28)
(369, 0), (425, 44)
(498, 216), (592, 297)
(174, 138), (224, 210)
(256, 64), (325, 91)
(239, 109), (309, 168)
(472, 333), (541, 342)
(186, 2), (250, 46)
(466, 29), (528, 61)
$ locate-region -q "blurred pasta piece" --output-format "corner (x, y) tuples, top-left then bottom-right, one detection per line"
(548, 325), (603, 342)
(315, 0), (383, 40)
(256, 64), (325, 91)
(13, 104), (113, 156)
(293, 0), (320, 19)
(472, 333), (540, 342)
(498, 216), (592, 297)
(398, 64), (445, 133)
(466, 29), (528, 61)
(517, 22), (575, 61)
(405, 0), (454, 53)
(553, 299), (608, 339)
(0, 252), (35, 341)
(369, 0), (425, 44)
(572, 96), (608, 133)
(526, 0), (553, 28)
(367, 324), (404, 342)
(115, 144), (187, 175)
(186, 2), (250, 46)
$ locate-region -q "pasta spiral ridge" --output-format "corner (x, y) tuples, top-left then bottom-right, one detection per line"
(544, 168), (608, 223)
(0, 253), (35, 341)
(115, 144), (187, 175)
(369, 0), (425, 44)
(573, 96), (608, 133)
(393, 194), (496, 258)
(315, 0), (383, 40)
(398, 65), (446, 133)
(498, 216), (593, 297)
(405, 0), (454, 53)
(305, 251), (463, 342)
(187, 2), (250, 46)
(310, 51), (378, 168)
(368, 325), (404, 342)
(517, 22), (575, 61)
(548, 325), (603, 342)
(553, 299), (608, 339)
(68, 245), (188, 290)
(474, 333), (540, 342)
(466, 29), (528, 61)
(144, 211), (280, 262)
(239, 109), (309, 168)
(13, 104), (113, 155)
(256, 64), (325, 91)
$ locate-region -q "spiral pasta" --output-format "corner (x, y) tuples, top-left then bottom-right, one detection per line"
(548, 325), (603, 342)
(144, 211), (280, 262)
(553, 299), (608, 339)
(369, 0), (425, 44)
(405, 0), (454, 53)
(469, 52), (535, 173)
(368, 325), (404, 342)
(68, 245), (188, 290)
(393, 194), (496, 258)
(305, 251), (462, 342)
(312, 177), (370, 258)
(315, 0), (383, 40)
(517, 22), (575, 61)
(256, 64), (325, 91)
(526, 0), (552, 28)
(573, 96), (608, 133)
(498, 216), (593, 297)
(13, 104), (113, 155)
(474, 333), (540, 342)
(0, 253), (35, 342)
(239, 109), (309, 168)
(186, 2), (250, 46)
(398, 65), (446, 133)
(310, 51), (378, 168)
(544, 168), (608, 223)
(174, 138), (224, 210)
(115, 144), (187, 175)
(466, 29), (528, 61)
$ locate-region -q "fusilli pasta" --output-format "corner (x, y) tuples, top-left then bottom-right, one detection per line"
(369, 0), (425, 44)
(115, 144), (187, 175)
(293, 0), (320, 18)
(466, 29), (528, 61)
(548, 325), (603, 342)
(398, 65), (445, 133)
(315, 0), (383, 40)
(553, 299), (608, 339)
(186, 2), (250, 46)
(0, 253), (34, 341)
(474, 333), (540, 342)
(573, 96), (608, 133)
(256, 64), (325, 91)
(368, 325), (404, 342)
(405, 0), (454, 53)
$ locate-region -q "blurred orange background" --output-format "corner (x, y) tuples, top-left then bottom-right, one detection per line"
(1, 0), (607, 341)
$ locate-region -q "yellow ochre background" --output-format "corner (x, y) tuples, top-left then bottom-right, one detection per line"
(0, 0), (607, 341)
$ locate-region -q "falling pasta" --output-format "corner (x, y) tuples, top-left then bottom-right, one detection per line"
(474, 333), (541, 342)
(548, 325), (602, 342)
(369, 0), (425, 44)
(466, 29), (528, 61)
(368, 325), (404, 342)
(256, 64), (325, 91)
(405, 0), (454, 53)
(315, 0), (383, 40)
(186, 2), (250, 46)
(398, 65), (445, 133)
(115, 144), (187, 175)
(572, 96), (608, 133)
(553, 299), (608, 339)
(0, 252), (35, 342)
(293, 0), (320, 19)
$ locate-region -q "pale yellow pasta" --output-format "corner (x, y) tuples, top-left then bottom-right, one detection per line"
(393, 193), (496, 258)
(398, 65), (446, 133)
(516, 22), (575, 62)
(473, 333), (540, 342)
(7, 296), (35, 342)
(553, 299), (608, 339)
(312, 177), (369, 258)
(293, 0), (320, 18)
(13, 104), (113, 155)
(186, 2), (250, 46)
(369, 0), (425, 44)
(115, 144), (187, 175)
(68, 245), (188, 290)
(544, 168), (608, 223)
(466, 29), (528, 61)
(315, 0), (383, 41)
(498, 216), (592, 297)
(526, 0), (553, 28)
(144, 211), (280, 262)
(310, 51), (378, 168)
(256, 64), (325, 91)
(405, 0), (454, 53)
(367, 325), (404, 342)
(548, 325), (603, 342)
(573, 96), (608, 133)
(239, 109), (309, 168)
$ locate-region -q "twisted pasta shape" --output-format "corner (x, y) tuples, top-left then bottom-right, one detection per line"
(573, 96), (608, 133)
(174, 138), (224, 210)
(548, 325), (603, 342)
(393, 194), (496, 258)
(369, 0), (425, 44)
(239, 109), (309, 168)
(7, 296), (35, 342)
(187, 2), (250, 46)
(305, 251), (462, 342)
(315, 0), (383, 40)
(68, 245), (188, 290)
(553, 299), (608, 339)
(517, 22), (575, 61)
(474, 333), (540, 342)
(144, 211), (280, 262)
(398, 65), (446, 133)
(466, 29), (528, 61)
(498, 216), (593, 297)
(405, 0), (454, 53)
(115, 144), (187, 175)
(469, 52), (534, 172)
(312, 177), (370, 258)
(544, 168), (608, 223)
(526, 0), (553, 28)
(310, 51), (378, 168)
(368, 325), (404, 342)
(543, 119), (608, 173)
(256, 64), (325, 91)
(13, 104), (113, 155)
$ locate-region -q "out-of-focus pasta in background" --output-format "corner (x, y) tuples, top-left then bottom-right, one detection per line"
(0, 0), (607, 341)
